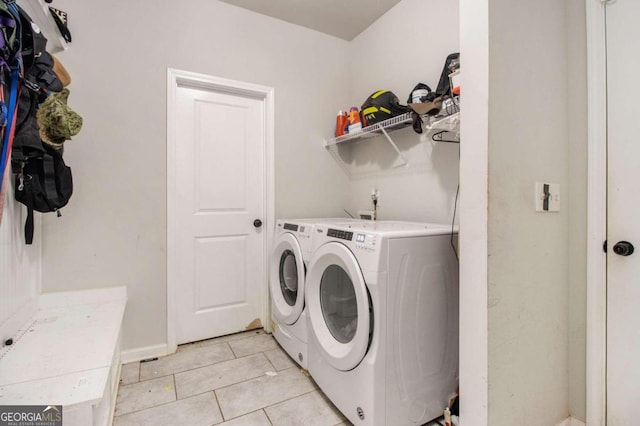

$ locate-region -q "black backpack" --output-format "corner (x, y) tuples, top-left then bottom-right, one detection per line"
(14, 143), (72, 244)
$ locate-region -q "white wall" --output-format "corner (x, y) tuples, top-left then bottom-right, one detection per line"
(566, 0), (588, 421)
(346, 0), (460, 223)
(487, 1), (571, 424)
(39, 0), (352, 351)
(0, 186), (40, 340)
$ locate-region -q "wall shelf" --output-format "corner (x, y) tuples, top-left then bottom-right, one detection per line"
(323, 110), (460, 176)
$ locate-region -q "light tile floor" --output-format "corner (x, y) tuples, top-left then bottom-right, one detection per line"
(114, 330), (446, 426)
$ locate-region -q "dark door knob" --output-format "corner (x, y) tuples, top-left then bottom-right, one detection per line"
(253, 219), (263, 228)
(613, 241), (634, 256)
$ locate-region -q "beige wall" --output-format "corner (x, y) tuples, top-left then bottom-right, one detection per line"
(40, 0), (352, 351)
(486, 0), (588, 424)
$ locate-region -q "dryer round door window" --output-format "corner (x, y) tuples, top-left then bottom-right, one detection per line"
(307, 242), (371, 371)
(269, 233), (305, 325)
(279, 249), (298, 306)
(320, 265), (357, 344)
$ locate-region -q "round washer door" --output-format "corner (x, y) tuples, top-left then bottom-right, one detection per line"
(307, 242), (371, 371)
(270, 233), (306, 325)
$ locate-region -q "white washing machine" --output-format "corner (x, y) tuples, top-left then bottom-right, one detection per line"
(306, 221), (459, 425)
(270, 218), (364, 369)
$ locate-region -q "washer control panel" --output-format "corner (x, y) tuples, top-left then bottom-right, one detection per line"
(327, 229), (353, 241)
(355, 233), (377, 251)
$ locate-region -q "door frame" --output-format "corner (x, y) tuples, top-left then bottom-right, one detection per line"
(585, 1), (608, 424)
(166, 68), (275, 354)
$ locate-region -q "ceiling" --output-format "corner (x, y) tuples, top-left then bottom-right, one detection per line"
(219, 0), (402, 41)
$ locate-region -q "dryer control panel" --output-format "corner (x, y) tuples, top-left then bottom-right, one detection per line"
(327, 229), (353, 240)
(282, 222), (312, 241)
(283, 223), (299, 231)
(355, 233), (377, 251)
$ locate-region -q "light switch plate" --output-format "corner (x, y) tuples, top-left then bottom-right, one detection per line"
(535, 182), (560, 212)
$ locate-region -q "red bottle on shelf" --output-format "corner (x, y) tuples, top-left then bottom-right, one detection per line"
(335, 110), (349, 137)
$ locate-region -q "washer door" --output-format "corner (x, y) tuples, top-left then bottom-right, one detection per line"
(307, 242), (371, 371)
(270, 233), (305, 325)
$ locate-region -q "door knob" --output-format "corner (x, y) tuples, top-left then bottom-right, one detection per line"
(613, 241), (634, 256)
(253, 219), (263, 228)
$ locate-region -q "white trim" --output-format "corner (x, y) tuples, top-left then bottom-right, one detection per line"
(557, 416), (587, 426)
(120, 344), (169, 365)
(459, 0), (489, 424)
(166, 68), (275, 352)
(585, 1), (607, 425)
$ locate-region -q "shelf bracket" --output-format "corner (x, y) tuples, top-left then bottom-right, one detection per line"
(377, 124), (409, 166)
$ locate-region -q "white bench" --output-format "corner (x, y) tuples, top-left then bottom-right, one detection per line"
(0, 287), (126, 426)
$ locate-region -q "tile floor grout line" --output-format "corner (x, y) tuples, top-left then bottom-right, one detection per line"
(262, 408), (275, 425)
(208, 363), (299, 394)
(133, 345), (239, 384)
(216, 381), (325, 422)
(226, 341), (236, 359)
(131, 332), (272, 381)
(262, 388), (324, 412)
(211, 389), (226, 424)
(175, 350), (277, 379)
(176, 362), (299, 401)
(227, 341), (239, 358)
(172, 374), (177, 401)
(113, 388), (179, 418)
(263, 350), (278, 372)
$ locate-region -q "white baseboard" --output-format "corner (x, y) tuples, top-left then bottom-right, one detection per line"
(556, 417), (586, 426)
(120, 343), (169, 364)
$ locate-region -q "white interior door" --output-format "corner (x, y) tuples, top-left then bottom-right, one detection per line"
(170, 74), (267, 345)
(606, 2), (640, 423)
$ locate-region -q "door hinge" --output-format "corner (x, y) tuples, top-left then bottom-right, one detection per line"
(603, 240), (607, 253)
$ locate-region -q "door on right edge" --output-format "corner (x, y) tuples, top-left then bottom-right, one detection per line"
(606, 1), (640, 423)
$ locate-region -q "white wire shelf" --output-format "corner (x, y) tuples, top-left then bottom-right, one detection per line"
(323, 109), (460, 177)
(323, 111), (460, 148)
(323, 112), (413, 147)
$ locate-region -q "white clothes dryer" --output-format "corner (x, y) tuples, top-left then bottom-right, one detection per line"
(306, 221), (459, 425)
(270, 218), (365, 369)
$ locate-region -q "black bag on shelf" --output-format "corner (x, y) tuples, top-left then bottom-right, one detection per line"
(435, 53), (460, 97)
